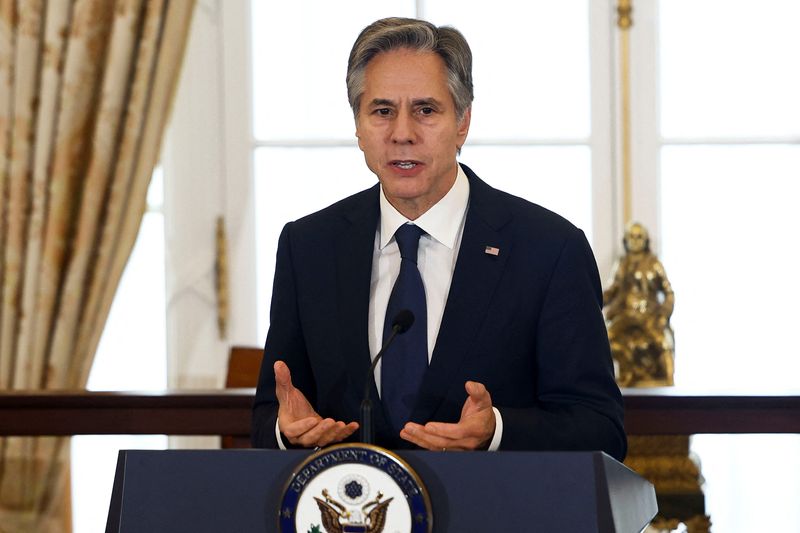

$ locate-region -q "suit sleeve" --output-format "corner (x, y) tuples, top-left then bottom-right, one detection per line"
(251, 223), (316, 448)
(499, 230), (627, 460)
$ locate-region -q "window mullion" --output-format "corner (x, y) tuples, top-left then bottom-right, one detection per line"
(627, 0), (661, 253)
(589, 0), (618, 280)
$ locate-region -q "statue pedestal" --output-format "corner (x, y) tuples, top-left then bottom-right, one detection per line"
(624, 435), (710, 532)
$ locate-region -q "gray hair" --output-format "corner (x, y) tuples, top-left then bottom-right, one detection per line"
(346, 17), (474, 121)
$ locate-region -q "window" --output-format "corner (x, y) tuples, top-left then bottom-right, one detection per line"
(655, 0), (800, 390)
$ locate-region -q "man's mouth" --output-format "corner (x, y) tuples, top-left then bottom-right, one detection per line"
(391, 160), (421, 170)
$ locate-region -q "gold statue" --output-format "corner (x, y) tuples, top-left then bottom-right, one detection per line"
(606, 225), (709, 530)
(603, 222), (675, 387)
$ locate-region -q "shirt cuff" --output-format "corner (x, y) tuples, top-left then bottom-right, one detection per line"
(487, 407), (503, 451)
(275, 419), (287, 450)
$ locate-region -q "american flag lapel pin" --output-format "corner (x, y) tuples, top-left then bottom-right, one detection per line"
(484, 245), (500, 256)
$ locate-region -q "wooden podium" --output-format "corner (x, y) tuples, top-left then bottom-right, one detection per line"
(106, 449), (656, 532)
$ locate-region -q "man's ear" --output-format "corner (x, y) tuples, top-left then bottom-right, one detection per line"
(355, 121), (365, 152)
(456, 107), (472, 151)
(457, 107), (472, 140)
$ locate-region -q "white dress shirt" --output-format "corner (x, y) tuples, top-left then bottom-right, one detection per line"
(368, 166), (469, 380)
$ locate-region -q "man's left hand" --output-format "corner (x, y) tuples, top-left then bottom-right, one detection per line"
(399, 381), (496, 451)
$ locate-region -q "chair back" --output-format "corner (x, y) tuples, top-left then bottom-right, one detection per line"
(223, 346), (263, 448)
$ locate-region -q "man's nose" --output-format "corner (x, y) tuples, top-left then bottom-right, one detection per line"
(391, 112), (417, 144)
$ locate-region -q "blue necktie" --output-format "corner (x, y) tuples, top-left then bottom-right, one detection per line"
(382, 224), (428, 434)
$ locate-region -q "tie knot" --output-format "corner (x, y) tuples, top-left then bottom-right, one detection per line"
(394, 224), (424, 262)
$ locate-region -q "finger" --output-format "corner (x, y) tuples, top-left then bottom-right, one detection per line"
(400, 423), (458, 451)
(464, 381), (491, 406)
(317, 420), (359, 448)
(281, 416), (321, 440)
(311, 421), (360, 448)
(291, 417), (338, 448)
(312, 419), (359, 448)
(274, 361), (293, 402)
(419, 421), (468, 440)
(332, 421), (360, 443)
(314, 421), (345, 448)
(282, 417), (358, 448)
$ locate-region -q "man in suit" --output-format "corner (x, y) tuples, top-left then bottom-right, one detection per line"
(252, 17), (626, 460)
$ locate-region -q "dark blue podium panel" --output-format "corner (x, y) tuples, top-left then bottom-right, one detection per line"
(106, 449), (655, 533)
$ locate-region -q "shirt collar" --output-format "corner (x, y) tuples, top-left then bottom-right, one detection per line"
(379, 164), (470, 250)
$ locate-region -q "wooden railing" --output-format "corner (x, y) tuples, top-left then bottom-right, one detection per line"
(1, 388), (799, 437)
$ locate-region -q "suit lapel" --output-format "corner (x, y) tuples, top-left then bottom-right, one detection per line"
(333, 186), (391, 431)
(412, 167), (513, 423)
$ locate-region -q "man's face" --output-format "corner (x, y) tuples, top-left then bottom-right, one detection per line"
(355, 48), (471, 220)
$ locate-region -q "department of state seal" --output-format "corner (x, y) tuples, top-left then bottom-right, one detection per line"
(279, 444), (432, 533)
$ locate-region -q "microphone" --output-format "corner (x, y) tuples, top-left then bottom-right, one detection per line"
(360, 310), (414, 444)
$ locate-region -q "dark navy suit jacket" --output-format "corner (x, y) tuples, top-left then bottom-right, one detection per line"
(252, 164), (626, 460)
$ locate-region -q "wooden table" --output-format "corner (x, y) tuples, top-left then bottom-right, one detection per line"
(1, 388), (799, 436)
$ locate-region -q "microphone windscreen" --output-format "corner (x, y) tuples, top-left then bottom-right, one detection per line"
(393, 309), (414, 334)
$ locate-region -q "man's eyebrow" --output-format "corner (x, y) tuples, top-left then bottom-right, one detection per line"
(366, 98), (444, 108)
(411, 97), (443, 107)
(368, 98), (395, 107)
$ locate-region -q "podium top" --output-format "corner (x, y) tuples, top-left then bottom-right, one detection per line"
(106, 449), (656, 533)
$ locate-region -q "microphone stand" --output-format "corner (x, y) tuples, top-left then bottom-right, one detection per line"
(360, 326), (402, 444)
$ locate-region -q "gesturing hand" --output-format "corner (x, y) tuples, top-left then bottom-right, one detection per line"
(274, 361), (359, 448)
(399, 381), (496, 451)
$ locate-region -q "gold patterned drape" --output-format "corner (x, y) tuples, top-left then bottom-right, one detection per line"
(0, 0), (195, 530)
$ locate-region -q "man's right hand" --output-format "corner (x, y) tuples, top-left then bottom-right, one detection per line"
(274, 361), (359, 448)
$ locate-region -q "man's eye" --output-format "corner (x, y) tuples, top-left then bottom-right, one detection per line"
(420, 107), (435, 115)
(376, 108), (391, 116)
